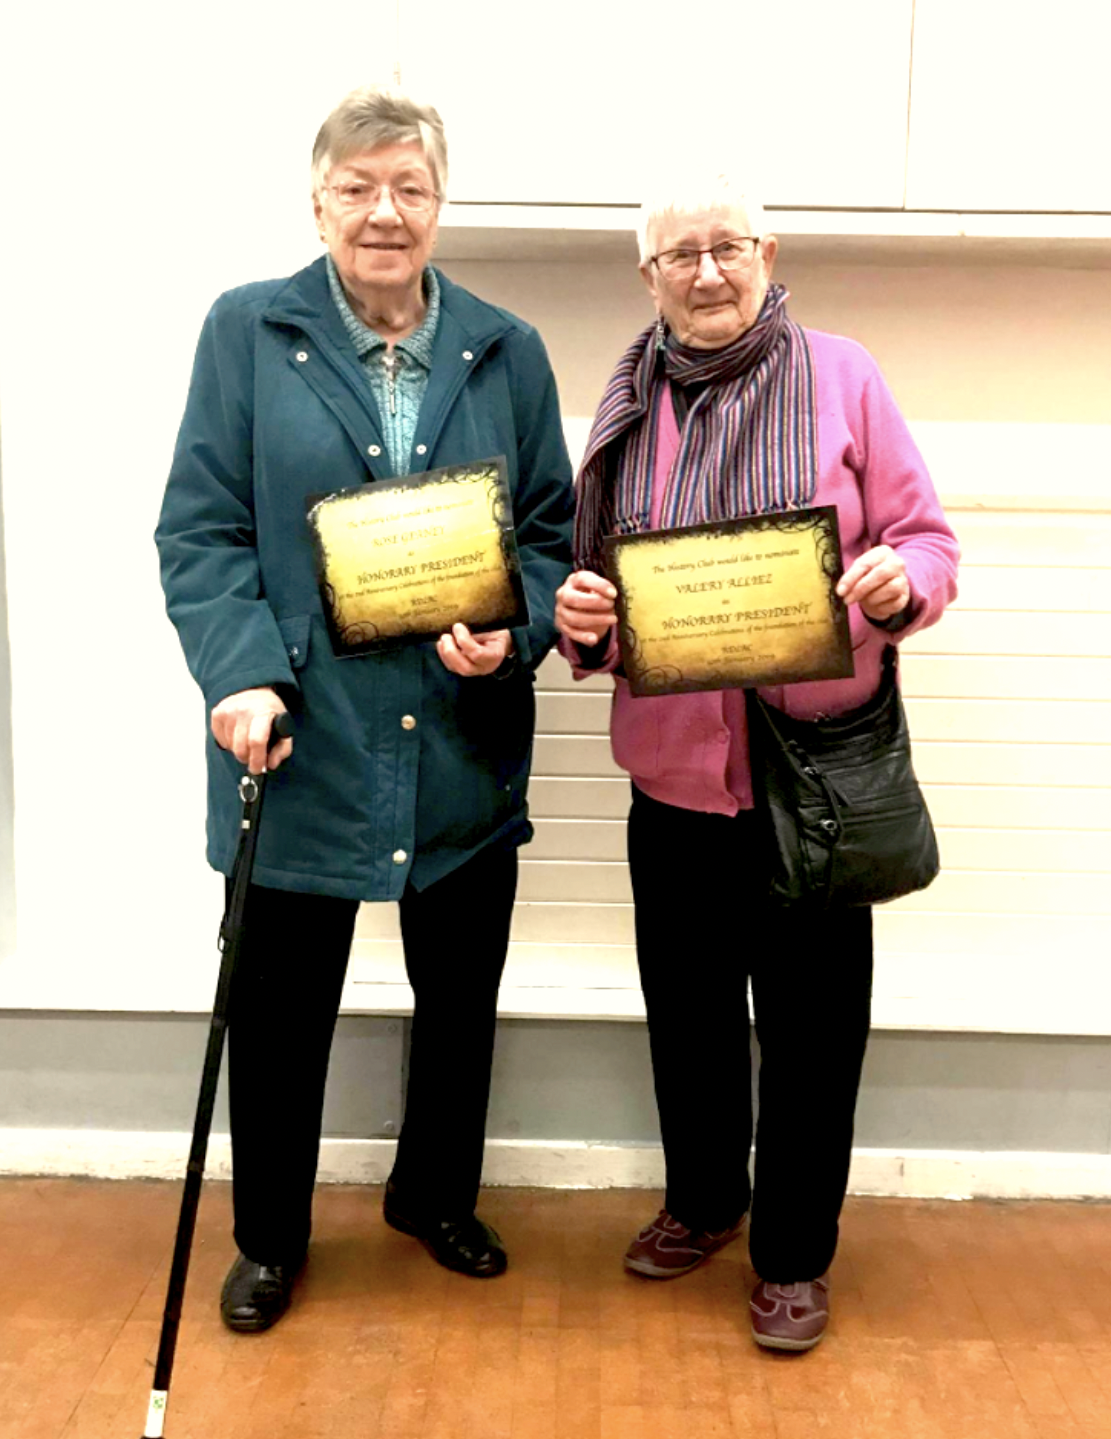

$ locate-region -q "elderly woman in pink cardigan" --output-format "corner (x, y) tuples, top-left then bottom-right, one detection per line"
(556, 171), (959, 1353)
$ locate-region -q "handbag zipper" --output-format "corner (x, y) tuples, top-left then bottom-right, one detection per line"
(788, 740), (850, 827)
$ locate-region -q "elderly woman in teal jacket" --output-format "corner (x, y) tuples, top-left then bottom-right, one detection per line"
(156, 86), (573, 1332)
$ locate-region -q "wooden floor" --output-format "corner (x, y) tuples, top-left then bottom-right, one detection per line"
(2, 1180), (1111, 1438)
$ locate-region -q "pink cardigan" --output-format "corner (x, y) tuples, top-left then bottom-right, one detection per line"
(561, 329), (960, 814)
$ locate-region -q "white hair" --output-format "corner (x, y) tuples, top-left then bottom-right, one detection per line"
(636, 171), (769, 264)
(311, 85), (448, 200)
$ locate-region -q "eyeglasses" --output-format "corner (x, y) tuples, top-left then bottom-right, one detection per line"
(324, 180), (438, 214)
(650, 237), (761, 278)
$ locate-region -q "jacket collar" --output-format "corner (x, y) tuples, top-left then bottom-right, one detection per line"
(261, 256), (517, 477)
(262, 255), (513, 354)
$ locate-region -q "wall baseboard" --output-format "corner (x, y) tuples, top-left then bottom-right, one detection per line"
(2, 1130), (1111, 1201)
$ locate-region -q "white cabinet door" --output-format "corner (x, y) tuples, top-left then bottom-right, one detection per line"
(907, 0), (1111, 212)
(402, 0), (913, 208)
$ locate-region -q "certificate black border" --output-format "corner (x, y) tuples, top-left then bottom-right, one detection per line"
(604, 506), (854, 697)
(306, 456), (530, 658)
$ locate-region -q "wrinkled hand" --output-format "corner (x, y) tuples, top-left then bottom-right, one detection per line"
(555, 570), (618, 647)
(437, 624), (513, 677)
(210, 686), (292, 775)
(837, 545), (911, 622)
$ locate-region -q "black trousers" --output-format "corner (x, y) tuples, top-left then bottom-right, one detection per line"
(227, 843), (518, 1266)
(628, 785), (873, 1283)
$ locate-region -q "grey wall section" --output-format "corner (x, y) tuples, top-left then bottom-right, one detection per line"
(855, 1031), (1111, 1153)
(0, 1014), (404, 1138)
(1, 1012), (1110, 1156)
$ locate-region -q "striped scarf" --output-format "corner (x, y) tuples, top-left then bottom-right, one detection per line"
(573, 283), (817, 573)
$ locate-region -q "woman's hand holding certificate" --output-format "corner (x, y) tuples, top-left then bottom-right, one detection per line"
(836, 544), (911, 622)
(554, 571), (619, 649)
(436, 623), (514, 677)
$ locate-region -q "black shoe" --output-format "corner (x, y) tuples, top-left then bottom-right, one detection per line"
(383, 1184), (508, 1278)
(220, 1251), (301, 1332)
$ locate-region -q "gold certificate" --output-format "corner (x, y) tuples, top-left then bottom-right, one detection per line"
(604, 506), (853, 697)
(306, 456), (529, 656)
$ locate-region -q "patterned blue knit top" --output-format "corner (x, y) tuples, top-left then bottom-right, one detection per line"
(325, 255), (441, 472)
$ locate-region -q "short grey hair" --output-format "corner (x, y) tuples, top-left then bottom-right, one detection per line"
(312, 86), (448, 200)
(637, 171), (769, 264)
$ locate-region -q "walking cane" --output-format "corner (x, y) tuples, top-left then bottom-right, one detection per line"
(141, 713), (294, 1439)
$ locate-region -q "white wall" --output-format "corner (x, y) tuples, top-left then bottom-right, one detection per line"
(907, 0), (1111, 212)
(404, 0), (915, 208)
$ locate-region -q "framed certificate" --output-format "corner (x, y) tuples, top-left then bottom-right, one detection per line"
(306, 456), (529, 657)
(604, 506), (854, 697)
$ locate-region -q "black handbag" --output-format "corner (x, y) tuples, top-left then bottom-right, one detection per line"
(745, 647), (938, 908)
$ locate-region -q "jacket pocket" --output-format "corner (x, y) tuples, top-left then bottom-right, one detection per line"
(277, 615), (311, 671)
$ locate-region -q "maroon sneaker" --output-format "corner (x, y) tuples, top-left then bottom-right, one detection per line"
(749, 1273), (830, 1351)
(623, 1208), (746, 1278)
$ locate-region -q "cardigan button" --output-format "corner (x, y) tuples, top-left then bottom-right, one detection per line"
(462, 350), (473, 361)
(295, 351), (309, 362)
(368, 444), (382, 457)
(392, 849), (408, 865)
(415, 443), (427, 456)
(401, 715), (416, 731)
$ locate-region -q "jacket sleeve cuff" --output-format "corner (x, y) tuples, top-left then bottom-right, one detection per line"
(573, 633), (614, 668)
(864, 598), (918, 635)
(557, 627), (622, 678)
(492, 647), (521, 680)
(204, 665), (298, 712)
(509, 624), (533, 671)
